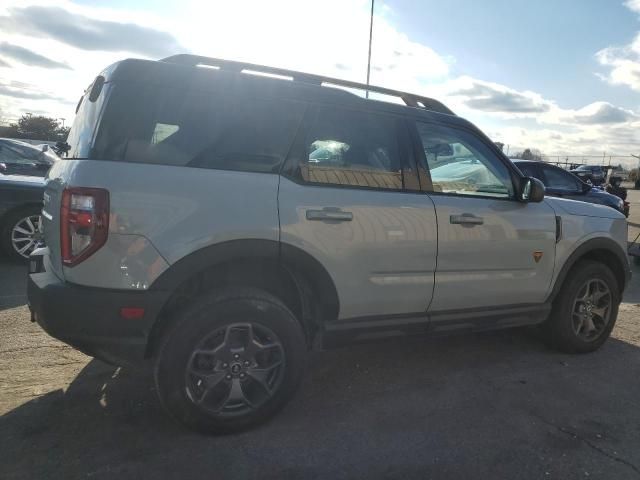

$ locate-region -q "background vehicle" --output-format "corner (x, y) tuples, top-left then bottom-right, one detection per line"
(570, 164), (606, 185)
(28, 56), (631, 434)
(0, 173), (44, 261)
(514, 160), (627, 216)
(0, 139), (58, 177)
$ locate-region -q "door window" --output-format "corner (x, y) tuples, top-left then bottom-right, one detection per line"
(299, 107), (404, 190)
(515, 162), (542, 181)
(415, 122), (514, 198)
(541, 165), (582, 192)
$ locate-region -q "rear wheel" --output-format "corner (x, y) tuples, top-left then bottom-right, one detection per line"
(543, 261), (620, 353)
(1, 207), (42, 262)
(154, 288), (307, 434)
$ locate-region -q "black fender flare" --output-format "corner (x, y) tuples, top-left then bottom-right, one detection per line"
(548, 237), (631, 301)
(149, 239), (340, 321)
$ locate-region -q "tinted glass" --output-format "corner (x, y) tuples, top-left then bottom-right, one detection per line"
(300, 107), (403, 190)
(415, 122), (513, 198)
(93, 83), (305, 173)
(67, 82), (111, 159)
(542, 165), (582, 191)
(515, 162), (541, 180)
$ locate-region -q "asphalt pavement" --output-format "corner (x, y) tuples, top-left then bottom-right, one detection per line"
(1, 188), (640, 480)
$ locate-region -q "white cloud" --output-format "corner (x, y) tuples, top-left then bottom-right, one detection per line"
(596, 34), (640, 91)
(0, 0), (638, 166)
(626, 0), (640, 13)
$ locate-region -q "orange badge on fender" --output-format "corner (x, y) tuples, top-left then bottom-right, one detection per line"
(533, 251), (543, 263)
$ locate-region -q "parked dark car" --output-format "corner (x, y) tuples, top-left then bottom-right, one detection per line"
(0, 173), (44, 260)
(0, 138), (58, 177)
(569, 164), (605, 185)
(513, 160), (627, 216)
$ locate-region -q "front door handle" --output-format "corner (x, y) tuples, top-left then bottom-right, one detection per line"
(306, 208), (353, 222)
(450, 213), (484, 225)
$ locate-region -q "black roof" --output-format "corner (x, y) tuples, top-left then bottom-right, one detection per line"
(99, 56), (481, 132)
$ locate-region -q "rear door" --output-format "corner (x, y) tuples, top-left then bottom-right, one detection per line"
(278, 105), (438, 320)
(411, 121), (557, 314)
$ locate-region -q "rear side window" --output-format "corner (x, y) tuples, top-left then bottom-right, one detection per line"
(67, 81), (111, 159)
(93, 84), (305, 173)
(298, 106), (404, 190)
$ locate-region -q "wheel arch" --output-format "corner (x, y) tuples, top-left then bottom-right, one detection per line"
(145, 239), (339, 357)
(548, 237), (631, 302)
(0, 201), (43, 225)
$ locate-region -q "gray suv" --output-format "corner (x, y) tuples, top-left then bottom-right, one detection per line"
(28, 55), (631, 433)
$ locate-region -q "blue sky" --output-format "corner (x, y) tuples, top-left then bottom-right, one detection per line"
(1, 0), (639, 165)
(387, 0), (638, 108)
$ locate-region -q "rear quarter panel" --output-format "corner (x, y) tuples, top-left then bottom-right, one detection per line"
(47, 160), (279, 290)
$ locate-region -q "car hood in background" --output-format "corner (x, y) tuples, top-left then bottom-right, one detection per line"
(545, 196), (623, 219)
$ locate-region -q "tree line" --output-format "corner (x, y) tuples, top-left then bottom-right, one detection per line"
(0, 114), (70, 142)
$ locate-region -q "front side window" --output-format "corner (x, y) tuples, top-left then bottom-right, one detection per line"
(542, 165), (582, 191)
(415, 122), (514, 198)
(299, 107), (404, 190)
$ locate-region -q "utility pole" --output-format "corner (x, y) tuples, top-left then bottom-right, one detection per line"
(365, 0), (375, 99)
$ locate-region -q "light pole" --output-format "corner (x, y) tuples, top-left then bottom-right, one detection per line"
(365, 0), (375, 98)
(59, 118), (66, 128)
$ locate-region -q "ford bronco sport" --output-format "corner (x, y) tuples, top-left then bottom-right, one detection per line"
(28, 55), (631, 433)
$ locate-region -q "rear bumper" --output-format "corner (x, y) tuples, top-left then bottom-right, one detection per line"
(27, 265), (168, 366)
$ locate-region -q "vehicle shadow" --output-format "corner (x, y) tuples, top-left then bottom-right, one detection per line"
(3, 328), (640, 480)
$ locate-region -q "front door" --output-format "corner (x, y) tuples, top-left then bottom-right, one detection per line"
(411, 121), (557, 312)
(278, 105), (438, 320)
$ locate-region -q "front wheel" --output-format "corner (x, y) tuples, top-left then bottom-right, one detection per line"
(154, 288), (307, 434)
(543, 260), (620, 353)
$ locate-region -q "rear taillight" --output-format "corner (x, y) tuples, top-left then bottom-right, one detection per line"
(60, 187), (109, 266)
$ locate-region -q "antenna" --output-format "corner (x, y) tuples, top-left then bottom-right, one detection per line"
(365, 0), (375, 99)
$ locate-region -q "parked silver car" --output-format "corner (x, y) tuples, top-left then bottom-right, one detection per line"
(28, 55), (631, 433)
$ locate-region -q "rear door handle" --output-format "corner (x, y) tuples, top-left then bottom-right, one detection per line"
(450, 213), (484, 225)
(306, 208), (353, 222)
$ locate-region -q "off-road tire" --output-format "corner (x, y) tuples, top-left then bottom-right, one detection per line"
(154, 288), (307, 434)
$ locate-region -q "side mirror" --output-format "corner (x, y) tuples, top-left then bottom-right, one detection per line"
(41, 144), (49, 152)
(520, 177), (545, 203)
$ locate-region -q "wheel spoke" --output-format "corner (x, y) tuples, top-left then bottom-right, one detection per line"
(592, 287), (609, 304)
(26, 217), (36, 233)
(575, 284), (591, 302)
(573, 314), (585, 334)
(13, 226), (31, 235)
(247, 360), (282, 394)
(246, 339), (281, 358)
(215, 378), (252, 410)
(591, 306), (608, 319)
(17, 240), (34, 255)
(12, 237), (31, 244)
(583, 316), (596, 334)
(194, 371), (227, 404)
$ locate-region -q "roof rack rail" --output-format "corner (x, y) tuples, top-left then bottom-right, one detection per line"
(161, 54), (455, 116)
